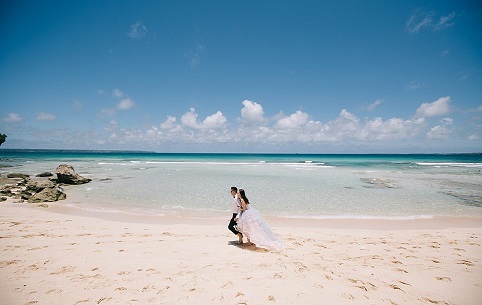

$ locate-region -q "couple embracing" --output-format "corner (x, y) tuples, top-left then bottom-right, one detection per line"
(228, 186), (283, 251)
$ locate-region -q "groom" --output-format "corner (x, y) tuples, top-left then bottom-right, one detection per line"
(228, 186), (243, 244)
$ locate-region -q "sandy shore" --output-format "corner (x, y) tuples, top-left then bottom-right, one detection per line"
(1, 202), (481, 305)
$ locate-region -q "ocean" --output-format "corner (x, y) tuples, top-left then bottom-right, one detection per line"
(1, 150), (481, 219)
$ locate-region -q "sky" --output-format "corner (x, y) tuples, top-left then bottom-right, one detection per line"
(1, 0), (481, 153)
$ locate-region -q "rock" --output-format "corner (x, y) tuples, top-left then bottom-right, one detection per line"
(28, 186), (66, 203)
(7, 173), (30, 179)
(26, 180), (55, 193)
(55, 164), (92, 185)
(0, 185), (15, 197)
(19, 190), (32, 200)
(0, 197), (6, 202)
(36, 172), (53, 177)
(36, 203), (49, 208)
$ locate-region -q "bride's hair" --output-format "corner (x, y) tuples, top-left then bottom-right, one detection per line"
(239, 189), (249, 204)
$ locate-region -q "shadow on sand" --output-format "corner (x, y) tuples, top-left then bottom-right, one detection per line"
(227, 240), (268, 252)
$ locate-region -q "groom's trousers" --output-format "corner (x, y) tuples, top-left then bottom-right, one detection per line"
(228, 213), (240, 235)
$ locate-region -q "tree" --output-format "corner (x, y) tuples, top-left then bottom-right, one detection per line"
(0, 133), (6, 146)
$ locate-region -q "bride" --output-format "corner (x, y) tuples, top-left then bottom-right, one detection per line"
(236, 189), (283, 251)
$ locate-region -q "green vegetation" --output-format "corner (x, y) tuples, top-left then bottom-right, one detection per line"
(0, 133), (7, 146)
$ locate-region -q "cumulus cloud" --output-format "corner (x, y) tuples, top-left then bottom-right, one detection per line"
(36, 112), (56, 121)
(406, 9), (457, 34)
(117, 98), (136, 110)
(203, 111), (227, 129)
(127, 22), (147, 39)
(93, 97), (472, 150)
(181, 108), (200, 129)
(275, 110), (309, 129)
(97, 89), (136, 117)
(415, 96), (451, 118)
(2, 113), (23, 122)
(427, 117), (454, 139)
(180, 108), (227, 130)
(240, 100), (266, 126)
(160, 116), (177, 129)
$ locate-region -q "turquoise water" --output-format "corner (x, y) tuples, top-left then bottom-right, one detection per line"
(1, 149), (481, 219)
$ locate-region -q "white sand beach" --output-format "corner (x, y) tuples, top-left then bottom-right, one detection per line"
(1, 201), (481, 305)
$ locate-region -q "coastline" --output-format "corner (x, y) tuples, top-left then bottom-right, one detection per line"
(1, 201), (481, 305)
(44, 201), (482, 230)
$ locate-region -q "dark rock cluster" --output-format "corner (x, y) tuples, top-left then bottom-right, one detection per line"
(0, 164), (91, 206)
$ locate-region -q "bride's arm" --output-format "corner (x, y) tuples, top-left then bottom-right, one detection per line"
(240, 198), (247, 211)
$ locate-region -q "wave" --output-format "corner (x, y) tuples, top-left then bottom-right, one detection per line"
(280, 214), (434, 220)
(95, 160), (332, 167)
(417, 162), (482, 168)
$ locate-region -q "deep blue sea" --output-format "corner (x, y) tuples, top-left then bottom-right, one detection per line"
(1, 149), (481, 219)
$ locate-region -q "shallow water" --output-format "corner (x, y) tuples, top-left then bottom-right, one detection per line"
(1, 150), (481, 219)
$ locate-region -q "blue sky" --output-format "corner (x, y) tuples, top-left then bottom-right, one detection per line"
(1, 0), (481, 153)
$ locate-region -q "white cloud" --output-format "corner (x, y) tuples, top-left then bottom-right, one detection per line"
(117, 98), (135, 110)
(160, 116), (177, 129)
(275, 110), (309, 129)
(367, 99), (383, 111)
(47, 98), (478, 151)
(406, 80), (422, 90)
(427, 117), (454, 139)
(441, 117), (453, 125)
(427, 125), (451, 139)
(406, 9), (456, 34)
(364, 117), (422, 140)
(112, 89), (124, 98)
(202, 111), (227, 129)
(181, 108), (200, 129)
(434, 12), (456, 30)
(180, 108), (227, 130)
(105, 120), (118, 131)
(188, 44), (205, 68)
(99, 108), (116, 117)
(477, 104), (482, 112)
(73, 100), (84, 109)
(2, 113), (23, 122)
(415, 96), (451, 118)
(406, 9), (433, 34)
(36, 112), (56, 121)
(127, 22), (147, 39)
(240, 100), (266, 126)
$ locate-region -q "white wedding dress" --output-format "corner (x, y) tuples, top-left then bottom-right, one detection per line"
(237, 205), (283, 251)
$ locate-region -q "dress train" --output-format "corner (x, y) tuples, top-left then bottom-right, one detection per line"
(237, 207), (283, 251)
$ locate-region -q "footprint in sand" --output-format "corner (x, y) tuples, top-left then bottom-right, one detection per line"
(0, 260), (22, 267)
(389, 284), (403, 291)
(342, 293), (355, 300)
(272, 272), (284, 279)
(457, 260), (474, 266)
(436, 277), (451, 282)
(97, 297), (112, 304)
